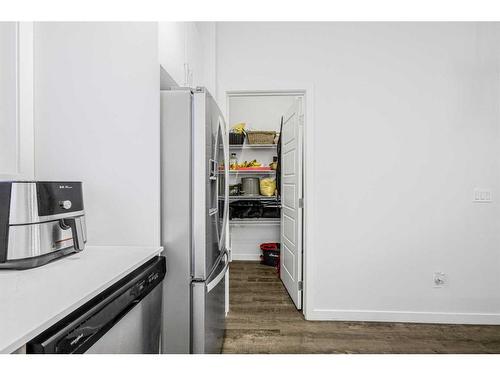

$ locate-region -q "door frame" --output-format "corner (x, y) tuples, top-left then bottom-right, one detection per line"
(0, 22), (34, 181)
(225, 87), (315, 319)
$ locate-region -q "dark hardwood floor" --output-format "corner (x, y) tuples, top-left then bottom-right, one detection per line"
(222, 261), (500, 354)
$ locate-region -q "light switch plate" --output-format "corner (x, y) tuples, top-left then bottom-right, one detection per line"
(473, 188), (492, 203)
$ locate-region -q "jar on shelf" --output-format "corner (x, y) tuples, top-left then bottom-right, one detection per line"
(269, 156), (278, 170)
(230, 153), (238, 170)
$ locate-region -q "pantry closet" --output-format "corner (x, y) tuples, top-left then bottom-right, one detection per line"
(226, 91), (305, 309)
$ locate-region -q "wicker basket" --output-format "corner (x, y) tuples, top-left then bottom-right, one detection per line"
(246, 131), (276, 145)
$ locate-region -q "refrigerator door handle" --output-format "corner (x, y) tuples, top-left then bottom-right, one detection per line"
(209, 159), (217, 181)
(206, 252), (229, 293)
(219, 115), (230, 249)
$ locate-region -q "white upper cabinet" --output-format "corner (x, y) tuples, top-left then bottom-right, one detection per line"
(158, 22), (187, 86)
(185, 23), (203, 87)
(0, 22), (34, 180)
(158, 22), (216, 91)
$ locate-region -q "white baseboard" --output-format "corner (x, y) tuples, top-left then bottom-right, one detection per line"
(231, 253), (261, 261)
(306, 308), (500, 325)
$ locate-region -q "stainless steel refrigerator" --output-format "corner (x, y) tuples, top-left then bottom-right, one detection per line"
(160, 87), (229, 354)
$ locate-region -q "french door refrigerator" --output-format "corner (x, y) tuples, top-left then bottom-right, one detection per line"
(160, 87), (229, 354)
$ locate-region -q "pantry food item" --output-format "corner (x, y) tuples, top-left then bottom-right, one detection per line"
(230, 153), (238, 170)
(231, 123), (246, 134)
(260, 178), (277, 197)
(229, 184), (241, 196)
(237, 159), (262, 168)
(231, 159), (272, 170)
(269, 156), (278, 170)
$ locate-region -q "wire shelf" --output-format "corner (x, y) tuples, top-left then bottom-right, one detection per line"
(229, 218), (280, 226)
(228, 144), (277, 150)
(229, 195), (280, 201)
(226, 170), (276, 175)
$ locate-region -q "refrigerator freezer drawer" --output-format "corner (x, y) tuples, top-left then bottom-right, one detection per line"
(191, 252), (228, 354)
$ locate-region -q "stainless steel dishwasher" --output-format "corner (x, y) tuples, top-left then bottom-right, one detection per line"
(27, 256), (166, 354)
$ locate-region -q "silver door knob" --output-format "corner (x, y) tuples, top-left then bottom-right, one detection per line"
(60, 200), (72, 209)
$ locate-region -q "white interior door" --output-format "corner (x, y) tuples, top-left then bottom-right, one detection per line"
(280, 97), (303, 309)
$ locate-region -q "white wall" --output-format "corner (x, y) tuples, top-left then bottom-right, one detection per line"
(216, 22), (500, 324)
(34, 22), (160, 247)
(228, 95), (294, 131)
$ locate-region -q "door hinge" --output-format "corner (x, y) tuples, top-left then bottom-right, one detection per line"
(298, 281), (303, 291)
(298, 198), (304, 208)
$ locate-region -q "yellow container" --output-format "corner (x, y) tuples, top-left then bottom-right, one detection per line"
(260, 178), (276, 197)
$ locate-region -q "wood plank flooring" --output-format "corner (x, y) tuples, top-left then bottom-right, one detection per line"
(222, 261), (500, 354)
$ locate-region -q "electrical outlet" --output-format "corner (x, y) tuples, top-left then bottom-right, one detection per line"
(433, 272), (447, 288)
(473, 188), (492, 203)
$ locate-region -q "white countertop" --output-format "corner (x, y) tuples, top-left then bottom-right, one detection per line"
(0, 245), (163, 353)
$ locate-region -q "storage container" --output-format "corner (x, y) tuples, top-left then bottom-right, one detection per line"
(260, 178), (276, 196)
(241, 177), (260, 196)
(246, 131), (276, 145)
(260, 243), (280, 267)
(229, 132), (245, 145)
